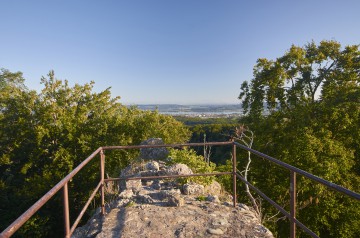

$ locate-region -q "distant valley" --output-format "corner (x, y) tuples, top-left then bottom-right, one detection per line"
(130, 104), (243, 118)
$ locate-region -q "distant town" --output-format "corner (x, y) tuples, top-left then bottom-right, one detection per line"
(130, 104), (243, 118)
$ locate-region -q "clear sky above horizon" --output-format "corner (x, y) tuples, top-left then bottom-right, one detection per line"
(1, 0), (359, 105)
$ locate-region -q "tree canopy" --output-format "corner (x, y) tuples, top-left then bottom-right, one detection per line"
(240, 40), (359, 116)
(238, 40), (360, 237)
(0, 69), (191, 237)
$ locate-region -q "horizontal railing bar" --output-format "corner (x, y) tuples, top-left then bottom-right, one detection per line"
(234, 142), (360, 201)
(0, 147), (103, 238)
(235, 173), (319, 238)
(104, 172), (233, 182)
(70, 181), (102, 235)
(102, 141), (233, 150)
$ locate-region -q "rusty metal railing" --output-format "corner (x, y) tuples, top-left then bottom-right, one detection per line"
(1, 141), (359, 238)
(233, 141), (360, 238)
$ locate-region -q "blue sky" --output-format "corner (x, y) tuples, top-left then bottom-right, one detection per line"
(1, 0), (359, 104)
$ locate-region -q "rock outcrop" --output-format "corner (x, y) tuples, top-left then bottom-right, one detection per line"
(72, 158), (273, 238)
(72, 139), (273, 237)
(140, 138), (169, 160)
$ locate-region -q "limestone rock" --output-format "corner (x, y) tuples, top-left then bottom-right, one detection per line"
(118, 189), (134, 199)
(120, 164), (141, 177)
(151, 180), (161, 190)
(140, 138), (169, 160)
(204, 180), (222, 196)
(207, 228), (224, 235)
(120, 179), (142, 193)
(158, 189), (181, 200)
(73, 187), (274, 238)
(183, 182), (204, 195)
(115, 198), (131, 208)
(136, 194), (154, 204)
(70, 226), (86, 238)
(145, 161), (160, 171)
(206, 195), (221, 203)
(139, 170), (158, 177)
(139, 170), (159, 185)
(72, 156), (274, 238)
(166, 193), (184, 207)
(165, 163), (193, 175)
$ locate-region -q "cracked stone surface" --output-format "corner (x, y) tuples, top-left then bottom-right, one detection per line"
(72, 158), (273, 238)
(72, 188), (273, 238)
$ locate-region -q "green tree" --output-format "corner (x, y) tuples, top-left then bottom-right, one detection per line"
(0, 69), (190, 237)
(238, 40), (360, 237)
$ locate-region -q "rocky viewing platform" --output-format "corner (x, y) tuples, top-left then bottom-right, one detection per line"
(72, 139), (273, 238)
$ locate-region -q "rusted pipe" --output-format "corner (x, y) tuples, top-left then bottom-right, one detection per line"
(100, 150), (105, 215)
(232, 140), (237, 207)
(102, 141), (233, 150)
(236, 173), (318, 238)
(290, 171), (297, 238)
(0, 147), (102, 238)
(70, 181), (102, 235)
(104, 172), (232, 182)
(233, 142), (360, 201)
(63, 183), (70, 238)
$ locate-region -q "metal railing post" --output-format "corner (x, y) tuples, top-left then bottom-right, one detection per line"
(290, 171), (297, 238)
(63, 183), (70, 238)
(232, 140), (237, 207)
(100, 150), (105, 215)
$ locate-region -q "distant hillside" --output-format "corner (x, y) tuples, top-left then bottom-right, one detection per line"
(128, 104), (243, 116)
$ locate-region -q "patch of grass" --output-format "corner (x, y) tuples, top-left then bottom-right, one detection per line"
(125, 201), (136, 207)
(196, 195), (207, 201)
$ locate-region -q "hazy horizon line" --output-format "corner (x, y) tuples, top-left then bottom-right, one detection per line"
(124, 102), (241, 106)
